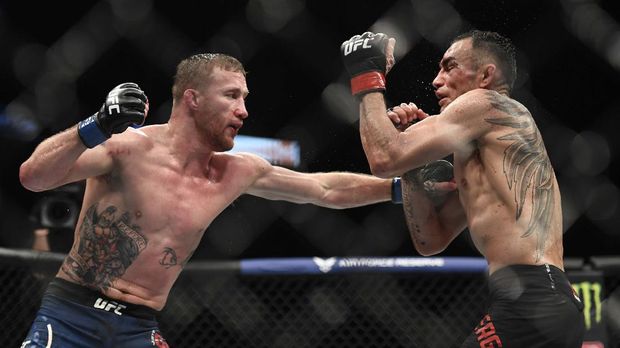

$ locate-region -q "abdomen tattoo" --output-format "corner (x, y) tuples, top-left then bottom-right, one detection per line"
(484, 91), (555, 261)
(62, 203), (147, 291)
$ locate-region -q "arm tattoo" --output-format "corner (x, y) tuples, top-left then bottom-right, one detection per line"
(401, 170), (426, 246)
(484, 91), (554, 261)
(61, 204), (147, 292)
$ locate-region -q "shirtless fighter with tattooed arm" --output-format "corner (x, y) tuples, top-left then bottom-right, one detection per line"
(341, 30), (585, 347)
(19, 53), (399, 348)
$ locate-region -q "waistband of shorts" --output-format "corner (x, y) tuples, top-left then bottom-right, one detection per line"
(488, 264), (572, 294)
(45, 277), (158, 320)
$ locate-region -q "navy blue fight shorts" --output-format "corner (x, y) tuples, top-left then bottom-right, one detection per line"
(461, 264), (585, 348)
(21, 278), (169, 348)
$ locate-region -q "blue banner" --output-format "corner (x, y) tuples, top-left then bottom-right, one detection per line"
(240, 257), (488, 275)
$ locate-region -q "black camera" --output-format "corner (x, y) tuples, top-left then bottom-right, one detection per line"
(35, 183), (82, 229)
(39, 195), (79, 228)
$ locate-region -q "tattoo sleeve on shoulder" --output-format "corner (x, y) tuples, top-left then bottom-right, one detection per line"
(483, 92), (554, 261)
(61, 203), (147, 292)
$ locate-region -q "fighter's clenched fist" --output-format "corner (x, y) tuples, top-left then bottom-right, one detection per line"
(78, 82), (148, 148)
(387, 102), (430, 131)
(341, 32), (395, 96)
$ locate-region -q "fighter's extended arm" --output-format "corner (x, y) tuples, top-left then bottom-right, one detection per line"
(243, 154), (394, 209)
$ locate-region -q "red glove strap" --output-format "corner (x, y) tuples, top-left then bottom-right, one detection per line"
(350, 71), (386, 96)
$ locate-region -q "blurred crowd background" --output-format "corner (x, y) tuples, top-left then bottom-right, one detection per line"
(0, 0), (618, 260)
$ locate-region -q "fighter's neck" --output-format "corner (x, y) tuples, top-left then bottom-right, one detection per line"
(164, 120), (215, 174)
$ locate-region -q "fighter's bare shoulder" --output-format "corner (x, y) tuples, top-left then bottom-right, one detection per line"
(223, 152), (271, 172)
(464, 89), (528, 114)
(447, 89), (528, 121)
(213, 151), (275, 184)
(450, 89), (495, 111)
(107, 125), (160, 147)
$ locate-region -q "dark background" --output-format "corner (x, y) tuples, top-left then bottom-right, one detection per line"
(0, 0), (618, 260)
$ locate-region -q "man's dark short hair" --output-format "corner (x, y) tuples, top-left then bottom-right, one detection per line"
(452, 30), (517, 92)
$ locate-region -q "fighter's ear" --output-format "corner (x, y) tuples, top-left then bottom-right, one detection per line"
(479, 64), (497, 89)
(183, 89), (199, 109)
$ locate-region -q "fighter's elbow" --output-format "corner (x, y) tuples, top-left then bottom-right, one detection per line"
(410, 234), (449, 256)
(368, 158), (397, 179)
(414, 241), (448, 256)
(366, 146), (405, 178)
(19, 162), (36, 190)
(368, 163), (388, 178)
(19, 162), (46, 192)
(414, 244), (446, 257)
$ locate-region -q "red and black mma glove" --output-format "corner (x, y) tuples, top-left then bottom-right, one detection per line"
(78, 82), (148, 148)
(341, 32), (389, 97)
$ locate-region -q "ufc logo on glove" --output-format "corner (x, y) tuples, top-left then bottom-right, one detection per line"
(107, 92), (121, 115)
(340, 32), (389, 96)
(342, 37), (373, 55)
(107, 99), (120, 114)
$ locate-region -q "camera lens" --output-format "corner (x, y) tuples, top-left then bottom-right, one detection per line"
(40, 196), (78, 228)
(48, 200), (70, 222)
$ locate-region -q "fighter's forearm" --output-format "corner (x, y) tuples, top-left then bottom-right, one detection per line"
(359, 93), (402, 178)
(401, 170), (464, 255)
(403, 183), (443, 255)
(19, 125), (87, 192)
(313, 172), (392, 209)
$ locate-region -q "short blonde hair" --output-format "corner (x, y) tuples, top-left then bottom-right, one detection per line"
(172, 53), (246, 101)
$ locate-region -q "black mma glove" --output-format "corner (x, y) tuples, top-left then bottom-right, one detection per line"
(78, 82), (148, 148)
(416, 160), (454, 184)
(341, 32), (389, 96)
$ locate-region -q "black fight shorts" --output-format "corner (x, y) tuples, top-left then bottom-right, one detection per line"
(461, 264), (585, 348)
